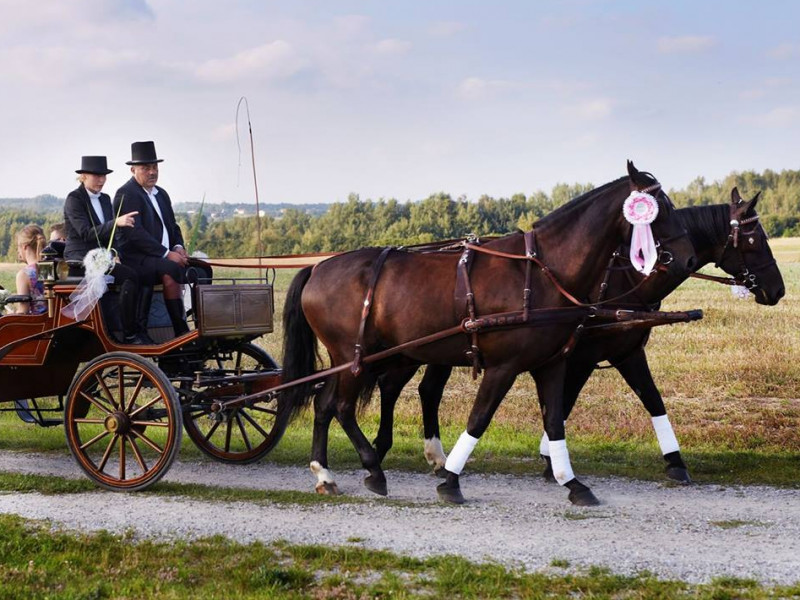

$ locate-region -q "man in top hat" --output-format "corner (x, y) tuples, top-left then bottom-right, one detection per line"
(112, 141), (191, 338)
(63, 155), (147, 343)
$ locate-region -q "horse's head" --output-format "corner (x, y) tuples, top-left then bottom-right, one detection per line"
(626, 160), (697, 277)
(716, 187), (785, 306)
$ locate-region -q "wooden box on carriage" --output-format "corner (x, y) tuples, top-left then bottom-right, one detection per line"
(195, 284), (274, 337)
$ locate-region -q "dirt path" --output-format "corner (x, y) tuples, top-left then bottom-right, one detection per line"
(1, 450), (798, 585)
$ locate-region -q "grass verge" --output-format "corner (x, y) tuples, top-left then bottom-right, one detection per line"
(0, 513), (798, 599)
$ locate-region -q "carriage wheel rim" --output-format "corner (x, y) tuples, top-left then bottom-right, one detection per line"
(65, 353), (181, 490)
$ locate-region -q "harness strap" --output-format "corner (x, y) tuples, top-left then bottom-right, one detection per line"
(455, 244), (482, 378)
(351, 246), (393, 376)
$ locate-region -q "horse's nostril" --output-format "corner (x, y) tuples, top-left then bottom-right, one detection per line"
(686, 256), (697, 272)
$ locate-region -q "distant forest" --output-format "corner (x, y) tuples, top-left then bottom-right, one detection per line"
(1, 168), (798, 260)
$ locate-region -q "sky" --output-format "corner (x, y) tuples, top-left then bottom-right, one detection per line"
(1, 0), (799, 205)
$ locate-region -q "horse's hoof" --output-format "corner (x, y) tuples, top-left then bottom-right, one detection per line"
(666, 466), (693, 485)
(433, 465), (448, 479)
(565, 479), (601, 506)
(437, 480), (465, 504)
(315, 481), (340, 495)
(364, 474), (388, 496)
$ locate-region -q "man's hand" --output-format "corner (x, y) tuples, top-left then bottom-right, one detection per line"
(166, 250), (189, 267)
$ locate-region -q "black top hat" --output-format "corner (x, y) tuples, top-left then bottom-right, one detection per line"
(126, 141), (164, 165)
(76, 156), (113, 175)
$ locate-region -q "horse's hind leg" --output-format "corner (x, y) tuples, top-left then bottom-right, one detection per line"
(374, 365), (419, 464)
(614, 347), (691, 484)
(336, 374), (389, 496)
(419, 365), (452, 475)
(535, 362), (600, 506)
(310, 379), (340, 495)
(437, 367), (515, 504)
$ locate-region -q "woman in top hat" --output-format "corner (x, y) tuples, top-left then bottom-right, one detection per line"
(63, 156), (151, 344)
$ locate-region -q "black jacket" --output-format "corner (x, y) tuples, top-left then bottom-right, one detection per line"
(112, 177), (184, 266)
(63, 184), (118, 261)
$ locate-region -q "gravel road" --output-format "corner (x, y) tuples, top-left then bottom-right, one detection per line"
(1, 450), (798, 585)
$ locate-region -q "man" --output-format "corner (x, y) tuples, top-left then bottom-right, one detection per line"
(113, 141), (190, 337)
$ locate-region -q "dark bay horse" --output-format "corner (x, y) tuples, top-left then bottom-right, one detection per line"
(281, 161), (697, 506)
(372, 187), (785, 485)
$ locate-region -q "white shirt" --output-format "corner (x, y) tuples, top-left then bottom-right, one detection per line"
(87, 190), (105, 224)
(143, 186), (170, 251)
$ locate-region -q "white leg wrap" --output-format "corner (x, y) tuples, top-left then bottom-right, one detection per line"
(539, 431), (550, 456)
(444, 431), (479, 475)
(548, 439), (575, 485)
(310, 460), (335, 484)
(652, 415), (680, 455)
(423, 437), (447, 468)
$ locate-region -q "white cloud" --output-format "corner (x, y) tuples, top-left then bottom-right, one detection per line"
(741, 106), (800, 127)
(428, 21), (466, 37)
(767, 43), (798, 60)
(0, 45), (144, 85)
(562, 98), (613, 121)
(374, 38), (412, 55)
(333, 14), (371, 39)
(194, 41), (308, 84)
(457, 77), (515, 99)
(657, 35), (716, 54)
(210, 122), (236, 142)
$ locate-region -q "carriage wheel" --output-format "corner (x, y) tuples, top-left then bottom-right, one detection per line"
(183, 343), (285, 464)
(64, 352), (182, 491)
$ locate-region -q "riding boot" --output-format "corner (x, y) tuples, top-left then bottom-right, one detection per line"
(120, 280), (146, 344)
(136, 285), (157, 345)
(165, 298), (190, 337)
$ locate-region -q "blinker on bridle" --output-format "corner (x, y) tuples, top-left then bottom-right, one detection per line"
(717, 212), (771, 290)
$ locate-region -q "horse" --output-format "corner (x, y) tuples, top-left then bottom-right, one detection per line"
(281, 161), (697, 506)
(372, 187), (785, 485)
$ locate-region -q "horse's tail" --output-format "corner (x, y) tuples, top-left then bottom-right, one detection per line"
(280, 265), (320, 420)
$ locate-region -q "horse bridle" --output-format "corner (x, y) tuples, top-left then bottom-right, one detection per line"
(715, 212), (776, 291)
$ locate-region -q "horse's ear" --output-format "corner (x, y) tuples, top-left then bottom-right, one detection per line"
(627, 160), (638, 178)
(731, 187), (742, 204)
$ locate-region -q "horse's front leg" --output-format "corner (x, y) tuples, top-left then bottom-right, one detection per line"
(336, 374), (389, 496)
(534, 361), (600, 506)
(419, 365), (453, 475)
(437, 366), (515, 504)
(614, 347), (691, 484)
(536, 359), (596, 482)
(374, 365), (419, 464)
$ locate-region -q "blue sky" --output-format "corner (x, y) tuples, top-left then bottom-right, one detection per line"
(1, 0), (798, 205)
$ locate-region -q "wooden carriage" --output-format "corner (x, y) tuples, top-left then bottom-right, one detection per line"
(0, 250), (284, 491)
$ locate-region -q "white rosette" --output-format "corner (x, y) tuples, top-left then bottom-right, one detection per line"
(61, 248), (116, 322)
(623, 191), (660, 274)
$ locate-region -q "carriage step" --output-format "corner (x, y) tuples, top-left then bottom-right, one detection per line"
(14, 400), (63, 427)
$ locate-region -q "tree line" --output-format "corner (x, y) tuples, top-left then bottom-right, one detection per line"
(1, 168), (798, 261)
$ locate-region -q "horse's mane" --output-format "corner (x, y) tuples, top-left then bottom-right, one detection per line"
(677, 204), (730, 249)
(537, 176), (629, 226)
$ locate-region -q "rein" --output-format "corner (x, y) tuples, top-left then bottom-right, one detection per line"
(463, 241), (655, 308)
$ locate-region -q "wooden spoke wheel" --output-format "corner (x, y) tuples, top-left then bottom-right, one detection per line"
(65, 352), (182, 491)
(182, 343), (285, 464)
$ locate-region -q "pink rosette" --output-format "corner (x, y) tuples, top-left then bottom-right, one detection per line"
(623, 191), (659, 274)
(623, 192), (659, 225)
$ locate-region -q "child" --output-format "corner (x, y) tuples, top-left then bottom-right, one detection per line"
(14, 224), (47, 314)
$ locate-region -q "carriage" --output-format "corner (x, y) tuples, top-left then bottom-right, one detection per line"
(0, 248), (288, 491)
